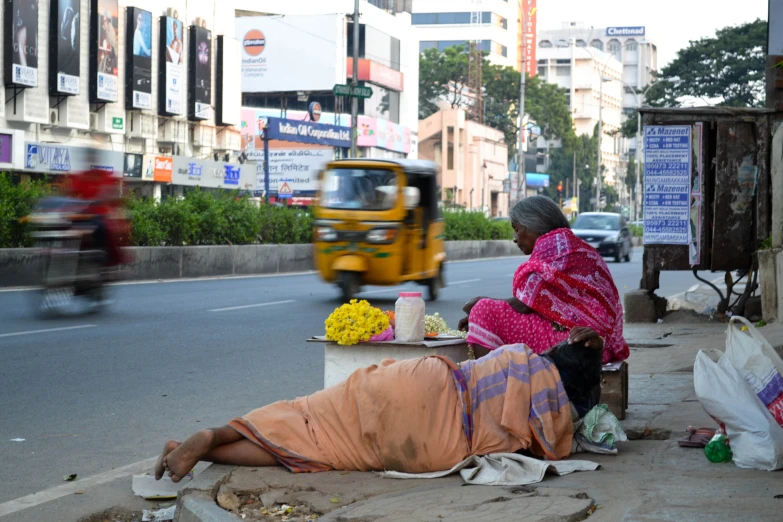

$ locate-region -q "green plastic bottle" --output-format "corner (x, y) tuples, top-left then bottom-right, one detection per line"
(704, 432), (733, 463)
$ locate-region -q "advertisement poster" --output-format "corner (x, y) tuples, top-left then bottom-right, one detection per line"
(50, 0), (80, 95)
(252, 148), (331, 195)
(142, 155), (173, 182)
(188, 25), (211, 121)
(172, 156), (255, 190)
(236, 15), (341, 93)
(92, 0), (119, 102)
(123, 153), (142, 178)
(216, 35), (240, 126)
(689, 122), (704, 266)
(126, 7), (152, 109)
(159, 16), (183, 115)
(5, 0), (39, 87)
(643, 125), (691, 245)
(522, 0), (537, 77)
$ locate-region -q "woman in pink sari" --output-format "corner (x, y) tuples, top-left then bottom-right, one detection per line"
(459, 196), (629, 364)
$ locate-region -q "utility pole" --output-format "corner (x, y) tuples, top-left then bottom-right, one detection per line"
(350, 0), (360, 158)
(516, 2), (527, 204)
(634, 109), (641, 223)
(596, 78), (605, 212)
(572, 149), (576, 204)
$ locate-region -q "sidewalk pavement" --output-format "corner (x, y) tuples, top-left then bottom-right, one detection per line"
(84, 320), (783, 522)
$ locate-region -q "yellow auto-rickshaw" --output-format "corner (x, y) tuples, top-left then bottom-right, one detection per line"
(313, 159), (446, 301)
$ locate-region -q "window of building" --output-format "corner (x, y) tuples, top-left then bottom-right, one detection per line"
(419, 41), (436, 52)
(412, 11), (504, 27)
(537, 59), (546, 64)
(555, 59), (570, 64)
(623, 86), (635, 94)
(537, 66), (546, 77)
(625, 39), (638, 52)
(539, 40), (553, 48)
(576, 39), (587, 47)
(556, 66), (571, 77)
(607, 39), (622, 57)
(590, 39), (603, 51)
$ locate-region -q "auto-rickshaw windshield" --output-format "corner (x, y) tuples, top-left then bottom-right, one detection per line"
(320, 168), (398, 210)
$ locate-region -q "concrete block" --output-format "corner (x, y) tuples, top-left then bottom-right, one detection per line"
(758, 249), (778, 322)
(278, 244), (315, 273)
(624, 289), (659, 323)
(181, 247), (212, 279)
(777, 250), (783, 324)
(175, 497), (240, 522)
(232, 245), (278, 275)
(322, 341), (470, 388)
(125, 247), (181, 281)
(0, 248), (43, 287)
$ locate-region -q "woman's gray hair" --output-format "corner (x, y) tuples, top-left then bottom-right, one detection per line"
(510, 195), (571, 236)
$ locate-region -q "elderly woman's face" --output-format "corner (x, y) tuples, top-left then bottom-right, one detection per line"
(512, 222), (538, 255)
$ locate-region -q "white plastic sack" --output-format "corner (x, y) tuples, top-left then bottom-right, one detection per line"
(724, 316), (783, 427)
(694, 349), (783, 471)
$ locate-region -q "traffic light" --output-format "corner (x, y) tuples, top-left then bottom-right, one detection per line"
(557, 182), (563, 198)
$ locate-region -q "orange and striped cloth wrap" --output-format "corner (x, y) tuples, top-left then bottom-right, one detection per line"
(229, 344), (573, 473)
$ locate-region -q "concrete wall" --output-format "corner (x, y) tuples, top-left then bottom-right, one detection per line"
(0, 241), (522, 287)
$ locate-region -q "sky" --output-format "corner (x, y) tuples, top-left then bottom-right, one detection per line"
(537, 0), (769, 67)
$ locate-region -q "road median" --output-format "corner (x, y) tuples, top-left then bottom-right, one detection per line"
(0, 241), (521, 288)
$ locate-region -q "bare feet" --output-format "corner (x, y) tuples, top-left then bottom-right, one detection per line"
(157, 429), (215, 482)
(155, 440), (180, 480)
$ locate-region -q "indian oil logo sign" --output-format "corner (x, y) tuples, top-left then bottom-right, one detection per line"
(243, 30), (266, 56)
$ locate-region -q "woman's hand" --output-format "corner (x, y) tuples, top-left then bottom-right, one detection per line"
(462, 297), (488, 315)
(568, 327), (604, 350)
(458, 317), (469, 332)
(506, 297), (533, 315)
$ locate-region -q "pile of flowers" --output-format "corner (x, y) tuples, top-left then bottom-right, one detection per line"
(325, 299), (391, 346)
(425, 313), (468, 339)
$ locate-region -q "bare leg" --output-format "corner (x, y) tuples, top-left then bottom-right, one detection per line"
(155, 425), (279, 482)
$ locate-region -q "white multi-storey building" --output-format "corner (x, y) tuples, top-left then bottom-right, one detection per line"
(535, 45), (625, 198)
(411, 0), (521, 69)
(539, 22), (658, 154)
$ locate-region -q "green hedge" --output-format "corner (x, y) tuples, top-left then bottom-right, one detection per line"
(0, 177), (513, 247)
(443, 210), (514, 241)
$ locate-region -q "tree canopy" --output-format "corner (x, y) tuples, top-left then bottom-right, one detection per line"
(620, 19), (767, 138)
(419, 45), (575, 158)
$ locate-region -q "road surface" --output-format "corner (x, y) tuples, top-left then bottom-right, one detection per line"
(0, 249), (696, 518)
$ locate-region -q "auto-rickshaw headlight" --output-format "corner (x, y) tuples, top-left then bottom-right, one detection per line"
(366, 228), (398, 244)
(315, 226), (338, 242)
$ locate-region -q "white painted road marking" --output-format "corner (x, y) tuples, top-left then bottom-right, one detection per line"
(0, 325), (96, 339)
(208, 299), (296, 312)
(448, 279), (481, 285)
(0, 457), (157, 517)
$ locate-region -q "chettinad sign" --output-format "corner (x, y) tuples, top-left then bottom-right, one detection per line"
(606, 26), (645, 37)
(265, 117), (351, 148)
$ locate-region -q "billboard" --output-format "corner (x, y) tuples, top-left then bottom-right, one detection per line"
(172, 156), (255, 190)
(24, 142), (124, 174)
(216, 35), (240, 126)
(188, 25), (211, 121)
(124, 153), (143, 178)
(49, 0), (80, 95)
(5, 0), (39, 88)
(606, 27), (645, 37)
(158, 16), (183, 115)
(125, 7), (152, 110)
(236, 14), (341, 93)
(522, 0), (537, 77)
(90, 0), (119, 102)
(266, 118), (351, 148)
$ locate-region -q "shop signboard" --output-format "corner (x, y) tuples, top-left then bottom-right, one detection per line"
(265, 118), (350, 148)
(50, 0), (81, 95)
(125, 7), (152, 110)
(171, 156), (255, 190)
(159, 16), (184, 115)
(90, 0), (119, 102)
(253, 148), (331, 195)
(142, 155), (173, 182)
(188, 25), (212, 121)
(24, 142), (124, 175)
(5, 0), (39, 88)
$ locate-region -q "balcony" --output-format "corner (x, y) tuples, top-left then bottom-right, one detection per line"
(367, 0), (412, 14)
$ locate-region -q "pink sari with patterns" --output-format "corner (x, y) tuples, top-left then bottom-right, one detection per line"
(466, 228), (629, 363)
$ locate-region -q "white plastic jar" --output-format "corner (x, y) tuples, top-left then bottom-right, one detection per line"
(395, 292), (425, 342)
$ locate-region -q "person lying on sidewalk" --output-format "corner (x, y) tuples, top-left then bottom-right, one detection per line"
(458, 196), (629, 364)
(155, 327), (604, 482)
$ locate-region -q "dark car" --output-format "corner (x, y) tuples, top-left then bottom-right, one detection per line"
(572, 212), (632, 262)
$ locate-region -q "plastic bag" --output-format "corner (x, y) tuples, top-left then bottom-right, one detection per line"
(694, 349), (783, 470)
(724, 316), (783, 428)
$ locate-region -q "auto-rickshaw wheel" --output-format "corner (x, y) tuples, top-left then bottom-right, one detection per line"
(426, 264), (444, 302)
(338, 271), (361, 302)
